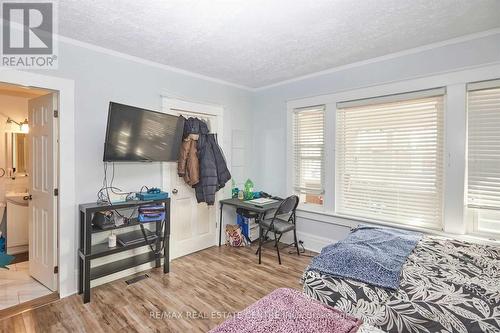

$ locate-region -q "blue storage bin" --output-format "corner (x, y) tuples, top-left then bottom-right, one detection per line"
(138, 211), (165, 222)
(237, 214), (249, 240)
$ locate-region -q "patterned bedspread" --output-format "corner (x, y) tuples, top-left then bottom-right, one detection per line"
(303, 236), (500, 333)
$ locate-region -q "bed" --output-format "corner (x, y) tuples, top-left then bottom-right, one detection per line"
(303, 236), (500, 333)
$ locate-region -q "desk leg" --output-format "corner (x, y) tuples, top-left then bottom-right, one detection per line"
(258, 224), (262, 264)
(218, 203), (224, 246)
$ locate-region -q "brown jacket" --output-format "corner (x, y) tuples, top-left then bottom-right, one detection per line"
(178, 134), (200, 186)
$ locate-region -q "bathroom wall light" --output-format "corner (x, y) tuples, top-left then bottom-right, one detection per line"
(20, 119), (29, 133)
(6, 118), (29, 133)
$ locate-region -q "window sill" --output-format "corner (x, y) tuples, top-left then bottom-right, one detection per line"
(296, 206), (500, 246)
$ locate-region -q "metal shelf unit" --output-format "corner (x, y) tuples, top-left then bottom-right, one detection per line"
(78, 198), (170, 303)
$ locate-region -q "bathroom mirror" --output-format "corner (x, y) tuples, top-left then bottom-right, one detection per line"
(5, 132), (28, 176)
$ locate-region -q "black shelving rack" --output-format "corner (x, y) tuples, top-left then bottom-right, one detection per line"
(78, 198), (170, 303)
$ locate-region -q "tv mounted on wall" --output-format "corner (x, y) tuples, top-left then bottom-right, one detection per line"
(103, 102), (184, 162)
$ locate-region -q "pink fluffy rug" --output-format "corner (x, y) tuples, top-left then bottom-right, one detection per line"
(209, 288), (362, 333)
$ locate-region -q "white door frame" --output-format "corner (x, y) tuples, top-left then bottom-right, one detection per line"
(0, 69), (76, 298)
(161, 97), (224, 251)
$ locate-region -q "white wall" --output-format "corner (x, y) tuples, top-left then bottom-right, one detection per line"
(22, 38), (254, 296)
(44, 40), (253, 205)
(9, 31), (500, 295)
(251, 33), (500, 251)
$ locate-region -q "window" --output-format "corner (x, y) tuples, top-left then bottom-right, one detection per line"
(467, 80), (500, 236)
(336, 89), (445, 229)
(292, 105), (325, 205)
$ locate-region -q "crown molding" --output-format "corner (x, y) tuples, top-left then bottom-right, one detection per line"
(254, 28), (500, 91)
(57, 28), (500, 92)
(57, 35), (253, 91)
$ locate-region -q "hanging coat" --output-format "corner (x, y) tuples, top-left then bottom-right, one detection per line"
(195, 133), (219, 205)
(177, 133), (200, 186)
(178, 117), (231, 205)
(183, 117), (209, 137)
(177, 117), (207, 186)
(195, 133), (231, 205)
(210, 134), (231, 188)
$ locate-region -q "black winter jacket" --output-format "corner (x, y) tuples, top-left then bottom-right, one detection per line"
(195, 133), (231, 205)
(183, 116), (209, 138)
(180, 117), (231, 205)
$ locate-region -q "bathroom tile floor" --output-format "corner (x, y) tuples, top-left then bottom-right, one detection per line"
(0, 261), (51, 310)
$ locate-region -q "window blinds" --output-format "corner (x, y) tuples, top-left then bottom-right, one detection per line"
(293, 105), (325, 195)
(336, 92), (444, 229)
(467, 82), (500, 212)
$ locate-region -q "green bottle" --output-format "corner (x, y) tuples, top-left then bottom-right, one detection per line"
(231, 179), (238, 198)
(244, 179), (254, 200)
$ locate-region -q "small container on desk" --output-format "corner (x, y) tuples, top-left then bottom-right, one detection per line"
(78, 198), (170, 303)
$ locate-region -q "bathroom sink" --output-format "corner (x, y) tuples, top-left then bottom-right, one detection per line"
(5, 192), (29, 206)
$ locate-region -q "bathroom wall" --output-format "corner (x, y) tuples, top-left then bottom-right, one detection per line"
(0, 94), (30, 203)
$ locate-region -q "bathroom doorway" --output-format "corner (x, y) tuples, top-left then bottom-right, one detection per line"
(0, 82), (59, 311)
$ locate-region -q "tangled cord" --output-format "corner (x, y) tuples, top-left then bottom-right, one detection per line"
(97, 162), (167, 256)
(140, 222), (167, 256)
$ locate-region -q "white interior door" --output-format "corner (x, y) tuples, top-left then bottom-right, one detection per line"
(162, 99), (223, 259)
(28, 93), (58, 291)
(169, 157), (217, 259)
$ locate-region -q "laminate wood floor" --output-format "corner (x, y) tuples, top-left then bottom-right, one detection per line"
(1, 244), (315, 333)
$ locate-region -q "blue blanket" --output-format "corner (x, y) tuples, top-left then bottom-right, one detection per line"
(309, 226), (422, 290)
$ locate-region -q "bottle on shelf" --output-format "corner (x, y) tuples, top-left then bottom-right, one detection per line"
(231, 179), (239, 198)
(244, 179), (254, 200)
(108, 231), (117, 248)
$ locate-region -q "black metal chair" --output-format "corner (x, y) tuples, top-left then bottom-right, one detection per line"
(255, 195), (300, 264)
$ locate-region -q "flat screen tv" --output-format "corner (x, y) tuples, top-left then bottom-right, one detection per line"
(103, 102), (184, 162)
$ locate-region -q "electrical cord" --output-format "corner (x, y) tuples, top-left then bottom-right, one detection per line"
(97, 162), (167, 257)
(97, 162), (137, 220)
(287, 241), (316, 258)
(140, 221), (167, 256)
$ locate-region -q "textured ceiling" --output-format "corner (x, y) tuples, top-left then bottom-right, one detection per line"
(58, 0), (500, 89)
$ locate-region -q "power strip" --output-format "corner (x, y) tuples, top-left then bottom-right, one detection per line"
(107, 191), (130, 203)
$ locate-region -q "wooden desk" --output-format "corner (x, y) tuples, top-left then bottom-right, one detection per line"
(218, 198), (282, 246)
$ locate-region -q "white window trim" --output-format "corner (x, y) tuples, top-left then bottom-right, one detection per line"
(286, 62), (500, 240)
(465, 81), (500, 237)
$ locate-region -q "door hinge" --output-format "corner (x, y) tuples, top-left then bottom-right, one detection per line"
(54, 110), (59, 118)
(54, 188), (59, 196)
(54, 266), (58, 274)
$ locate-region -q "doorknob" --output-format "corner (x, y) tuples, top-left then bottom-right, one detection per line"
(172, 189), (178, 195)
(23, 194), (32, 201)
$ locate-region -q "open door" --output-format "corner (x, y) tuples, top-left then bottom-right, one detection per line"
(28, 93), (58, 291)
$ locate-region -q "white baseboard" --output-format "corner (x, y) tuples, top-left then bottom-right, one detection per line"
(7, 245), (28, 255)
(296, 231), (334, 253)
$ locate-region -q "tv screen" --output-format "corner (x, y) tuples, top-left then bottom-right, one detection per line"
(103, 102), (184, 162)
